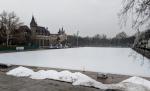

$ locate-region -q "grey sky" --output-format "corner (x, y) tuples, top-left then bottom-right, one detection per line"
(0, 0), (135, 37)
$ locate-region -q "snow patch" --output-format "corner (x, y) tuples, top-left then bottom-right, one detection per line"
(58, 70), (76, 82)
(30, 70), (58, 80)
(6, 66), (150, 90)
(122, 76), (150, 89)
(6, 66), (34, 77)
(72, 72), (108, 89)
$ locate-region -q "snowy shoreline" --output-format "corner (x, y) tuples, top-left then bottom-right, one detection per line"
(2, 63), (150, 83)
(6, 66), (150, 91)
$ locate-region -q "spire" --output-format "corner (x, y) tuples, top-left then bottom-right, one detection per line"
(62, 27), (65, 34)
(58, 28), (61, 34)
(62, 27), (63, 31)
(30, 16), (37, 27)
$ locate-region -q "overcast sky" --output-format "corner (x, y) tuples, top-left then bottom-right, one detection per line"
(0, 0), (135, 37)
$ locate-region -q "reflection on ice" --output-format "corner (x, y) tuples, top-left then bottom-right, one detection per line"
(128, 50), (150, 71)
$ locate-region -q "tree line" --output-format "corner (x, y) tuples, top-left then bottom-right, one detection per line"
(67, 32), (135, 47)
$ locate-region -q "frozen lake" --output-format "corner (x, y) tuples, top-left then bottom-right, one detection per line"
(0, 47), (150, 77)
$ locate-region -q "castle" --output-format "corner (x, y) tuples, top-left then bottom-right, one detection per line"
(10, 16), (67, 47)
(30, 16), (67, 47)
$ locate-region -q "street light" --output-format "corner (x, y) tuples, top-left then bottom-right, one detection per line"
(77, 31), (79, 47)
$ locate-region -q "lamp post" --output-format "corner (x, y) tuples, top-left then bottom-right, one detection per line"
(77, 31), (79, 47)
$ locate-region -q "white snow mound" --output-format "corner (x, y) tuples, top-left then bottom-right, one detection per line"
(122, 76), (150, 89)
(6, 66), (34, 77)
(58, 70), (76, 82)
(6, 66), (108, 89)
(30, 70), (59, 80)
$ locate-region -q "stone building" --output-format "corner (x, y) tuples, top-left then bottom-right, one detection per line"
(30, 16), (67, 47)
(11, 16), (67, 47)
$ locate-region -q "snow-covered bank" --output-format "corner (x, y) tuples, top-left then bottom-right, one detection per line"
(6, 66), (150, 91)
(7, 66), (108, 89)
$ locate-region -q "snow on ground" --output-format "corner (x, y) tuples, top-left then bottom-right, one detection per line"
(30, 70), (59, 80)
(6, 66), (34, 77)
(6, 66), (150, 91)
(122, 76), (150, 89)
(0, 47), (150, 77)
(6, 66), (108, 89)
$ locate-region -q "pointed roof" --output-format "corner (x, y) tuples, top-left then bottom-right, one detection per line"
(30, 16), (37, 27)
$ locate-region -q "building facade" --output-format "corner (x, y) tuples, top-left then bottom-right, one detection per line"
(11, 16), (67, 47)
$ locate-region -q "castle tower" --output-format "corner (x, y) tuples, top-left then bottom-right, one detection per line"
(30, 16), (37, 45)
(30, 16), (37, 27)
(58, 27), (65, 35)
(30, 15), (37, 33)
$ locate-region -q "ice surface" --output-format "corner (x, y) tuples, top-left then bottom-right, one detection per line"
(1, 47), (150, 77)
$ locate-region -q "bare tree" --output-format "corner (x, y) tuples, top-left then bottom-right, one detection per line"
(0, 11), (23, 46)
(119, 0), (150, 29)
(116, 32), (127, 39)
